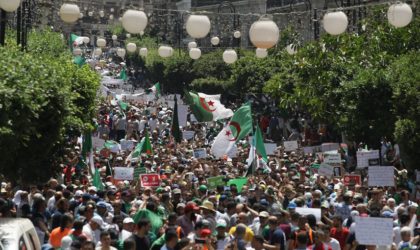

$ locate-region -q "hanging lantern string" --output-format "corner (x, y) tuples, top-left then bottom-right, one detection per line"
(147, 1), (394, 17)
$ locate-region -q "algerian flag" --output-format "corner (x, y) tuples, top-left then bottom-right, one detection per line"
(73, 56), (85, 67)
(119, 67), (127, 81)
(211, 103), (253, 158)
(81, 132), (92, 159)
(70, 33), (84, 47)
(118, 100), (128, 111)
(92, 168), (104, 191)
(104, 140), (120, 153)
(185, 91), (234, 122)
(147, 82), (161, 97)
(125, 130), (153, 163)
(255, 125), (268, 162)
(171, 96), (182, 143)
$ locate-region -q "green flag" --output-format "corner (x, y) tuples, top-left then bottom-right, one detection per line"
(73, 56), (86, 67)
(81, 132), (92, 159)
(92, 168), (104, 191)
(118, 100), (128, 111)
(255, 124), (268, 162)
(184, 90), (233, 122)
(171, 96), (182, 143)
(119, 67), (127, 81)
(127, 130), (153, 162)
(148, 82), (161, 97)
(229, 103), (253, 143)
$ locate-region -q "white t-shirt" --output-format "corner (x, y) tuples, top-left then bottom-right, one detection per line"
(82, 223), (101, 244)
(329, 238), (341, 250)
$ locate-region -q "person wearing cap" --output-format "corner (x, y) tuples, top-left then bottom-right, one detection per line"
(118, 217), (134, 242)
(97, 201), (113, 224)
(215, 219), (229, 250)
(250, 211), (269, 236)
(200, 200), (217, 232)
(176, 202), (200, 236)
(83, 215), (104, 244)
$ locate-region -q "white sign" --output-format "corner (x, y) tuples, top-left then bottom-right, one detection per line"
(183, 131), (195, 140)
(177, 104), (189, 127)
(193, 148), (207, 159)
(357, 150), (380, 168)
(321, 143), (340, 152)
(318, 163), (334, 177)
(120, 139), (135, 151)
(92, 137), (105, 149)
(355, 217), (393, 246)
(264, 143), (277, 155)
(295, 207), (321, 222)
(324, 153), (342, 164)
(283, 141), (298, 152)
(303, 146), (322, 155)
(368, 166), (394, 187)
(113, 167), (134, 181)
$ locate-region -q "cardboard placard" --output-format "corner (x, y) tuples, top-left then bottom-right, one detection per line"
(264, 143), (277, 155)
(113, 167), (134, 181)
(321, 143), (340, 152)
(318, 163), (334, 177)
(355, 217), (393, 246)
(182, 131), (195, 140)
(283, 141), (298, 152)
(140, 174), (160, 187)
(92, 137), (105, 149)
(324, 153), (341, 164)
(120, 139), (135, 151)
(343, 174), (362, 186)
(207, 176), (226, 190)
(368, 166), (394, 187)
(177, 104), (188, 127)
(357, 150), (380, 168)
(193, 148), (207, 159)
(295, 207), (321, 222)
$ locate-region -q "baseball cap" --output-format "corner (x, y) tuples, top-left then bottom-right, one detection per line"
(216, 219), (227, 228)
(199, 185), (207, 192)
(288, 202), (297, 209)
(74, 190), (84, 197)
(173, 188), (181, 194)
(96, 201), (107, 209)
(123, 217), (134, 224)
(259, 211), (269, 218)
(91, 216), (104, 227)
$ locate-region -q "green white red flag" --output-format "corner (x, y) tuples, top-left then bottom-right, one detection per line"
(185, 91), (233, 122)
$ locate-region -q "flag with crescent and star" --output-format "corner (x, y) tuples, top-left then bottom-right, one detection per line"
(184, 91), (233, 122)
(211, 103), (253, 158)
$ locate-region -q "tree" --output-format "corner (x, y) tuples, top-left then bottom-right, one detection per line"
(0, 30), (99, 184)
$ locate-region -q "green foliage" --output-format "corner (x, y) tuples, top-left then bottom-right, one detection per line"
(388, 52), (420, 169)
(0, 30), (99, 184)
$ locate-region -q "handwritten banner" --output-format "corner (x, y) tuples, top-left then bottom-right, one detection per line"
(114, 167), (134, 181)
(368, 166), (394, 187)
(355, 217), (393, 246)
(318, 163), (334, 177)
(357, 150), (379, 168)
(283, 141), (298, 152)
(264, 143), (277, 155)
(193, 148), (207, 159)
(324, 153), (341, 164)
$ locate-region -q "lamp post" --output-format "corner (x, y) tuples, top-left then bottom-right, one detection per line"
(217, 1), (240, 48)
(0, 0), (22, 46)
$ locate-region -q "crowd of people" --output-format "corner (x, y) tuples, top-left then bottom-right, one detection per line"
(0, 79), (419, 250)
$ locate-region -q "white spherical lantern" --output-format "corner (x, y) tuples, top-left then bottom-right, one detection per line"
(234, 31), (241, 38)
(83, 37), (90, 44)
(255, 48), (268, 58)
(126, 33), (131, 38)
(88, 11), (93, 17)
(387, 3), (413, 28)
(140, 31), (145, 36)
(99, 10), (105, 18)
(97, 38), (106, 47)
(211, 36), (220, 45)
(73, 48), (82, 56)
(0, 0), (21, 12)
(109, 14), (114, 20)
(122, 10), (148, 34)
(286, 44), (297, 55)
(323, 11), (348, 35)
(139, 48), (148, 57)
(126, 43), (137, 53)
(249, 18), (279, 49)
(186, 15), (211, 39)
(112, 35), (118, 41)
(110, 8), (114, 12)
(189, 48), (201, 60)
(223, 49), (237, 64)
(117, 48), (126, 58)
(188, 41), (197, 49)
(59, 3), (80, 23)
(158, 46), (173, 58)
(94, 48), (102, 56)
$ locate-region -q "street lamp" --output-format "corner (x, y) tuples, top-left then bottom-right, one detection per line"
(0, 0), (21, 12)
(122, 10), (148, 34)
(249, 17), (280, 49)
(59, 3), (80, 23)
(186, 15), (211, 39)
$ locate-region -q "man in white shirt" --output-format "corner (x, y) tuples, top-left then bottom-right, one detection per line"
(120, 217), (135, 241)
(83, 216), (103, 244)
